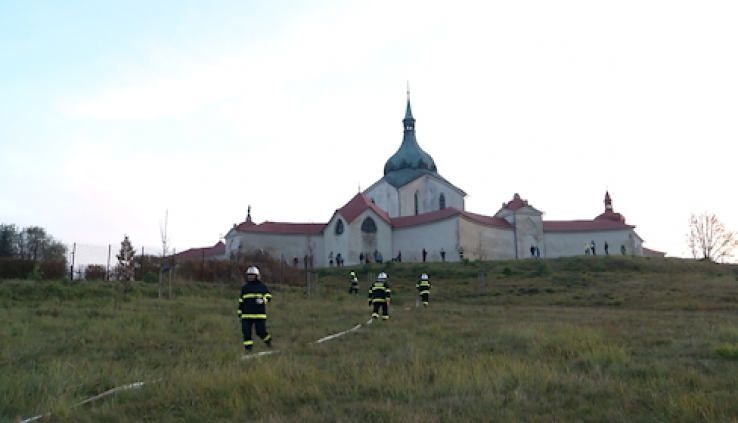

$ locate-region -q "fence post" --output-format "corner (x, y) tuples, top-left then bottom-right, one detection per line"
(141, 246), (145, 281)
(159, 267), (164, 299)
(70, 243), (76, 280)
(106, 244), (111, 281)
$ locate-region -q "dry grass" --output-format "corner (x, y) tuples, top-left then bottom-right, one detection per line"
(2, 256), (738, 422)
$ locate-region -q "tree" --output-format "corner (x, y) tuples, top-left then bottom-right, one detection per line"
(115, 235), (136, 280)
(0, 224), (18, 258)
(687, 212), (737, 263)
(0, 224), (66, 263)
(160, 209), (170, 258)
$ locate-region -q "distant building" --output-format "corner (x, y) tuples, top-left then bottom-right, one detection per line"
(195, 94), (664, 266)
(172, 241), (225, 261)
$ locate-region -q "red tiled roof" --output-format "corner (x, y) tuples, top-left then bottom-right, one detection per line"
(392, 207), (460, 228)
(643, 247), (666, 257)
(505, 198), (526, 211)
(239, 221), (326, 235)
(392, 207), (512, 229)
(235, 220), (256, 231)
(595, 210), (626, 223)
(459, 210), (513, 228)
(338, 193), (392, 224)
(543, 220), (634, 232)
(173, 241), (225, 260)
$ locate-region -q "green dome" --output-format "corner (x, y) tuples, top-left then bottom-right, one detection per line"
(383, 99), (437, 178)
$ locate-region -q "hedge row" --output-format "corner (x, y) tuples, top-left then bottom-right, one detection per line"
(0, 259), (66, 280)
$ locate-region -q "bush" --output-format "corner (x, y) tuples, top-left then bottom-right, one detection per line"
(713, 344), (738, 360)
(143, 271), (159, 283)
(85, 265), (107, 280)
(0, 259), (65, 280)
(27, 264), (44, 281)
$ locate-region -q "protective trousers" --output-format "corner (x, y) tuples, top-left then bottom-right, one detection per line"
(349, 283), (358, 294)
(372, 302), (389, 320)
(420, 293), (429, 306)
(241, 319), (272, 351)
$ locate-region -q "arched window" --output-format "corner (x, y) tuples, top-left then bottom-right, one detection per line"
(414, 192), (419, 215)
(439, 193), (446, 210)
(361, 217), (377, 233)
(335, 219), (344, 235)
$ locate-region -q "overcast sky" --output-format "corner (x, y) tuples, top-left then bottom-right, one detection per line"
(1, 1), (736, 260)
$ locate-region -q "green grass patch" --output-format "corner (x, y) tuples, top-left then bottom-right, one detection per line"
(3, 256), (738, 422)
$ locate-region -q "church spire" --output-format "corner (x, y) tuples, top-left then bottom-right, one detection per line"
(604, 191), (613, 211)
(404, 83), (415, 130)
(383, 89), (437, 177)
(246, 205), (252, 223)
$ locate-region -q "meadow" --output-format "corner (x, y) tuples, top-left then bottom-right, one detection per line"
(2, 256), (738, 422)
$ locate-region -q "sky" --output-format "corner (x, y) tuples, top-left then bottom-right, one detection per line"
(1, 0), (737, 261)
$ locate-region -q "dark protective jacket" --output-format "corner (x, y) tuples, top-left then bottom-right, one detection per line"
(238, 278), (272, 319)
(350, 274), (358, 286)
(368, 280), (391, 303)
(416, 278), (431, 295)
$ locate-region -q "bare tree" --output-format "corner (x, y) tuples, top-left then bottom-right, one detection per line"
(160, 209), (170, 258)
(687, 212), (737, 263)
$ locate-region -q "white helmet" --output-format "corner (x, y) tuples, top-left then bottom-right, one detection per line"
(246, 266), (260, 276)
(377, 272), (388, 281)
(421, 273), (428, 280)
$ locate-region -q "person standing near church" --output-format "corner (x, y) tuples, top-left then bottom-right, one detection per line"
(440, 247), (446, 262)
(368, 272), (391, 320)
(349, 271), (359, 294)
(422, 248), (427, 262)
(238, 266), (273, 352)
(416, 273), (432, 307)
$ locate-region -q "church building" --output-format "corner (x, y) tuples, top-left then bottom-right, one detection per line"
(208, 96), (662, 267)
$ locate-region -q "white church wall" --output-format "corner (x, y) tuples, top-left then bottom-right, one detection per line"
(397, 177), (425, 216)
(364, 181), (400, 218)
(514, 212), (544, 258)
(425, 177), (465, 211)
(392, 217), (459, 262)
(458, 218), (516, 261)
(324, 213), (350, 268)
(345, 210), (393, 266)
(234, 232), (325, 268)
(544, 229), (641, 257)
(397, 176), (465, 217)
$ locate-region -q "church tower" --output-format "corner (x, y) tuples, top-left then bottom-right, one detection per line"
(364, 92), (466, 218)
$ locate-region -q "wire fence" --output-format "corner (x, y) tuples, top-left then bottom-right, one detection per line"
(63, 242), (305, 285)
(65, 243), (164, 281)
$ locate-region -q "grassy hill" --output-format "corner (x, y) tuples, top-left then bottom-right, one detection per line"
(2, 256), (738, 422)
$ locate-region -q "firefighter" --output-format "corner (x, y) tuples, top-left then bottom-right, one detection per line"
(416, 273), (431, 307)
(349, 271), (359, 294)
(368, 272), (391, 320)
(238, 266), (273, 352)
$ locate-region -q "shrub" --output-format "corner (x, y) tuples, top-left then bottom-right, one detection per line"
(713, 344), (738, 360)
(85, 265), (107, 280)
(27, 264), (44, 281)
(143, 271), (159, 283)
